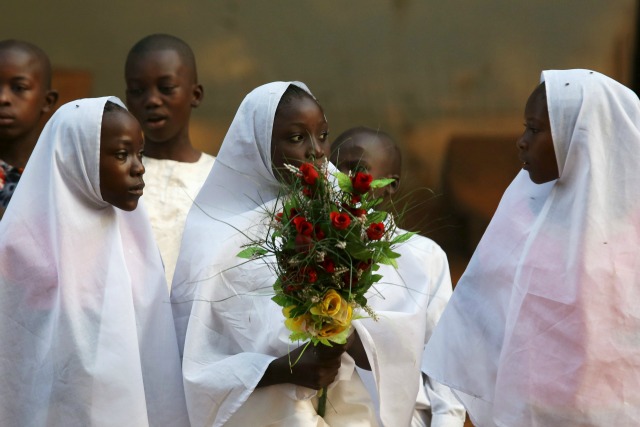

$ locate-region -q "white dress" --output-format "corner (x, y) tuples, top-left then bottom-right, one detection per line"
(424, 70), (640, 426)
(0, 97), (189, 427)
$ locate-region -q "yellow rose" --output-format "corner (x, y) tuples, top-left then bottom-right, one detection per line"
(310, 290), (353, 326)
(317, 322), (350, 338)
(283, 306), (311, 333)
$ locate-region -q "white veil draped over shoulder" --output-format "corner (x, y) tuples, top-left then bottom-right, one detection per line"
(424, 70), (640, 426)
(0, 97), (189, 427)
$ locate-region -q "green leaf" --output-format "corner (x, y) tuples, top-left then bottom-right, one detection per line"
(379, 256), (399, 268)
(366, 211), (387, 224)
(369, 273), (383, 283)
(370, 178), (396, 189)
(271, 294), (290, 307)
(237, 246), (268, 259)
(335, 171), (353, 193)
(390, 231), (416, 244)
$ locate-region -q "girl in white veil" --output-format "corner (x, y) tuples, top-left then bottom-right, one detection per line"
(424, 70), (640, 426)
(172, 82), (441, 426)
(0, 97), (189, 426)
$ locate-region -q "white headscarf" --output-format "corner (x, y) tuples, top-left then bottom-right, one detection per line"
(172, 82), (444, 426)
(424, 69), (640, 426)
(0, 97), (189, 427)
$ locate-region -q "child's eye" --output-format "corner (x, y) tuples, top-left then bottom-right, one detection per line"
(127, 88), (143, 97)
(290, 134), (304, 143)
(12, 85), (28, 93)
(159, 86), (176, 94)
(115, 152), (128, 160)
(319, 131), (329, 141)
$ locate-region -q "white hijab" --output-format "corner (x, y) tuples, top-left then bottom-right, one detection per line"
(424, 69), (640, 426)
(0, 97), (189, 427)
(172, 82), (438, 426)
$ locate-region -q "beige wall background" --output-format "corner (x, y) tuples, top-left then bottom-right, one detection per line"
(2, 0), (637, 248)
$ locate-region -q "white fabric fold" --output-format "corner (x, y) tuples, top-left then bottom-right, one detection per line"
(0, 97), (189, 427)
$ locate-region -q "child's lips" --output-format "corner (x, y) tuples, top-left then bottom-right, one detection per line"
(0, 115), (15, 126)
(146, 116), (167, 129)
(128, 183), (145, 196)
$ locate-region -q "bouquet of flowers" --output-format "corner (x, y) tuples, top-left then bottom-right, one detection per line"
(238, 160), (413, 416)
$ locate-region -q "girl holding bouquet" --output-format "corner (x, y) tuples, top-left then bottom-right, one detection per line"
(172, 82), (445, 426)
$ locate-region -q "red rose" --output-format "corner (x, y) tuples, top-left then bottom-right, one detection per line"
(302, 187), (314, 198)
(295, 234), (313, 253)
(322, 258), (335, 273)
(290, 208), (299, 218)
(299, 163), (319, 185)
(357, 260), (372, 271)
(351, 194), (361, 204)
(330, 211), (351, 230)
(366, 222), (385, 240)
(275, 212), (283, 222)
(349, 207), (367, 218)
(342, 271), (358, 288)
(294, 217), (313, 236)
(351, 172), (373, 194)
(304, 268), (318, 283)
(314, 225), (326, 240)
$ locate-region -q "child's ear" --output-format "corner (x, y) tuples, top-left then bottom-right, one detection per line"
(384, 174), (400, 197)
(191, 84), (204, 108)
(42, 90), (59, 114)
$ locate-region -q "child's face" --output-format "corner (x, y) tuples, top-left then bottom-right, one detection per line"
(517, 87), (558, 184)
(100, 111), (145, 211)
(271, 95), (329, 179)
(0, 47), (55, 143)
(331, 134), (399, 199)
(125, 49), (202, 144)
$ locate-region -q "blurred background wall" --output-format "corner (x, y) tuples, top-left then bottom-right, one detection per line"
(2, 0), (636, 274)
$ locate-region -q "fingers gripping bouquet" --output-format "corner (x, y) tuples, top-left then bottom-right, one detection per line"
(238, 160), (413, 415)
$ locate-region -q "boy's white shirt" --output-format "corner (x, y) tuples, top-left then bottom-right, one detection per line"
(0, 97), (189, 426)
(425, 70), (640, 426)
(142, 152), (215, 287)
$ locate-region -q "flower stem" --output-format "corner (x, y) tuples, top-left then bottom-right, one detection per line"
(317, 386), (327, 417)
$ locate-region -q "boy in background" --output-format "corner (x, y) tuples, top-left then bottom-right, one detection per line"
(125, 34), (215, 285)
(331, 126), (466, 427)
(0, 39), (58, 216)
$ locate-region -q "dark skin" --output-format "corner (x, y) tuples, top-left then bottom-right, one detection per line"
(125, 49), (203, 162)
(0, 45), (58, 168)
(259, 94), (371, 391)
(517, 83), (559, 184)
(99, 110), (145, 211)
(330, 131), (401, 203)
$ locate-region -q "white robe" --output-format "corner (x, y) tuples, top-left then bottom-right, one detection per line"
(424, 70), (640, 426)
(0, 97), (189, 427)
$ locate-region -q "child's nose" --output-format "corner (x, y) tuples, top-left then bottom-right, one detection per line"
(144, 90), (162, 108)
(308, 138), (325, 160)
(0, 86), (11, 105)
(516, 134), (527, 150)
(131, 157), (145, 176)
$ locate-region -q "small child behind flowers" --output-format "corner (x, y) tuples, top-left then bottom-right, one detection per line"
(0, 97), (188, 426)
(331, 127), (466, 427)
(424, 70), (640, 426)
